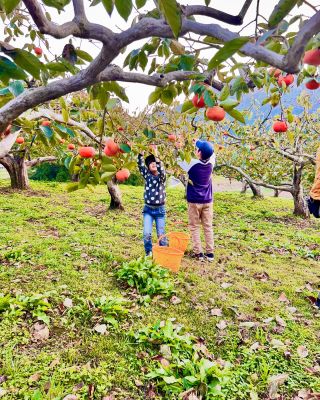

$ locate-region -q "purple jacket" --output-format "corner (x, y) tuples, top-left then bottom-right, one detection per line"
(178, 154), (215, 204)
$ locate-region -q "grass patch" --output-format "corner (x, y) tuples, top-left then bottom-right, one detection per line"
(0, 180), (319, 399)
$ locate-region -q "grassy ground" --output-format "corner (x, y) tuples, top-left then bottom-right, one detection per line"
(0, 180), (319, 400)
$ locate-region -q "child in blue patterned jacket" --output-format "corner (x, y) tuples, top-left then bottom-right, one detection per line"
(137, 149), (166, 256)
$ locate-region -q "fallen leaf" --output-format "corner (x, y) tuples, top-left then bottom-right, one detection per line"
(278, 292), (289, 303)
(253, 271), (270, 282)
(221, 282), (233, 289)
(73, 382), (84, 392)
(170, 296), (181, 305)
(50, 358), (60, 368)
(32, 323), (49, 341)
(135, 379), (143, 387)
(270, 339), (286, 350)
(44, 381), (51, 393)
(88, 383), (94, 400)
(93, 324), (108, 335)
(0, 377), (7, 384)
(297, 345), (309, 358)
(210, 308), (223, 317)
(287, 306), (297, 313)
(102, 397), (114, 400)
(63, 298), (73, 308)
(268, 373), (289, 399)
(263, 317), (274, 324)
(275, 315), (286, 327)
(239, 321), (256, 328)
(0, 388), (7, 398)
(63, 395), (78, 400)
(250, 342), (260, 351)
(160, 344), (172, 359)
(216, 320), (228, 330)
(146, 383), (157, 399)
(29, 372), (41, 382)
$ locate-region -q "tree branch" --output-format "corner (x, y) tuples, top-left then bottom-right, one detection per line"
(27, 108), (99, 144)
(25, 156), (57, 167)
(218, 163), (293, 192)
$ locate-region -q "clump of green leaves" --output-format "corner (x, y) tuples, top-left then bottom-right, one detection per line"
(116, 257), (174, 302)
(0, 292), (52, 324)
(94, 295), (130, 328)
(67, 295), (130, 329)
(133, 320), (230, 398)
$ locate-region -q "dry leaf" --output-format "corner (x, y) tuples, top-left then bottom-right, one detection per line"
(63, 298), (73, 308)
(0, 388), (7, 398)
(221, 282), (233, 289)
(29, 372), (41, 382)
(297, 345), (309, 358)
(63, 395), (78, 400)
(278, 292), (289, 302)
(287, 306), (297, 313)
(93, 324), (107, 335)
(239, 321), (256, 328)
(268, 373), (289, 399)
(253, 271), (270, 282)
(275, 315), (287, 327)
(210, 308), (222, 317)
(270, 339), (286, 349)
(50, 358), (60, 368)
(170, 296), (181, 305)
(135, 379), (143, 387)
(32, 323), (49, 341)
(160, 344), (172, 359)
(250, 342), (260, 351)
(216, 320), (228, 330)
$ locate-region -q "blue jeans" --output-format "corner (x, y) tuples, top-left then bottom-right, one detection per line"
(143, 205), (166, 254)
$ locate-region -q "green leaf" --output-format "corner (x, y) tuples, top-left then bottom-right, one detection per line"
(208, 37), (250, 70)
(181, 100), (193, 112)
(178, 54), (195, 71)
(101, 171), (116, 182)
(203, 90), (215, 107)
(0, 56), (27, 84)
(40, 125), (54, 139)
(219, 84), (230, 101)
(45, 62), (67, 72)
(62, 109), (69, 123)
(205, 0), (211, 5)
(138, 51), (148, 71)
(102, 164), (117, 172)
(219, 98), (239, 110)
(226, 108), (245, 123)
(8, 80), (24, 97)
(102, 0), (114, 15)
(268, 0), (299, 28)
(101, 155), (114, 166)
(54, 123), (75, 137)
(0, 87), (10, 95)
(119, 143), (131, 153)
(136, 0), (146, 8)
(163, 376), (178, 384)
(42, 0), (71, 10)
(104, 81), (129, 102)
(262, 97), (271, 105)
(2, 0), (20, 14)
(75, 49), (93, 62)
(148, 89), (161, 105)
(8, 49), (43, 79)
(115, 0), (132, 21)
(158, 0), (181, 38)
(161, 89), (174, 105)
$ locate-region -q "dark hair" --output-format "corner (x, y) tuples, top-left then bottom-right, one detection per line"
(145, 154), (156, 169)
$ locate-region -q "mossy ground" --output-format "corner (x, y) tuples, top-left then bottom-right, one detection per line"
(0, 180), (319, 399)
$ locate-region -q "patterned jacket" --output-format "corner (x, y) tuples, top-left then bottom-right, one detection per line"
(137, 154), (166, 206)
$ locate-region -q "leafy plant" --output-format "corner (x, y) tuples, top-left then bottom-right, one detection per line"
(0, 292), (52, 324)
(116, 257), (174, 302)
(133, 320), (230, 398)
(94, 295), (130, 328)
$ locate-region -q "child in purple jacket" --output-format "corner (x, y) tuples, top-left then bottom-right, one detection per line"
(178, 140), (215, 262)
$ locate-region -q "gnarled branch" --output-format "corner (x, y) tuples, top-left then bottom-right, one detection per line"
(26, 156), (57, 167)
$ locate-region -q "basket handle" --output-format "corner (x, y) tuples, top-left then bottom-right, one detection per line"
(157, 233), (182, 246)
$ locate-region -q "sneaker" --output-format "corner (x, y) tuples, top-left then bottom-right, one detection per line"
(146, 252), (152, 258)
(205, 253), (214, 262)
(192, 253), (204, 261)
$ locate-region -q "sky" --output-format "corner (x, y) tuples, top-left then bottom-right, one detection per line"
(1, 0), (315, 113)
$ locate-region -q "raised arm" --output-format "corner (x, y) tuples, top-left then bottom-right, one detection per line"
(137, 154), (148, 179)
(156, 159), (166, 183)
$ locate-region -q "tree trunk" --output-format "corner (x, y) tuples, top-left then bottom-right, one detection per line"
(0, 154), (29, 189)
(248, 181), (263, 198)
(107, 177), (124, 210)
(178, 173), (187, 199)
(240, 180), (248, 194)
(292, 164), (309, 218)
(274, 189), (280, 197)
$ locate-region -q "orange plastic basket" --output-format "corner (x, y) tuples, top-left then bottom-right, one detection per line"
(168, 232), (190, 253)
(153, 235), (184, 273)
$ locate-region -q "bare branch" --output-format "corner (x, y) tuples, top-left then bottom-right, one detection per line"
(284, 11), (320, 71)
(0, 132), (19, 158)
(26, 156), (57, 167)
(27, 108), (100, 144)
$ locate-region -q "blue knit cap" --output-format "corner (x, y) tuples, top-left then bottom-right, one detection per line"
(196, 140), (214, 160)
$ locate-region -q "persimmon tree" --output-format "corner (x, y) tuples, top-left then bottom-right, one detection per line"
(215, 93), (318, 217)
(1, 0), (320, 154)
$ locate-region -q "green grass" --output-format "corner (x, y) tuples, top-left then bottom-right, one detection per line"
(0, 180), (319, 399)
